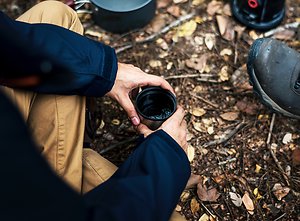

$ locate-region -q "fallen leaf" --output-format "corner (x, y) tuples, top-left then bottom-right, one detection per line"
(189, 107), (206, 117)
(190, 198), (200, 214)
(274, 30), (295, 40)
(220, 48), (233, 56)
(157, 0), (172, 8)
(186, 173), (201, 189)
(272, 183), (290, 200)
(282, 132), (292, 144)
(185, 54), (209, 73)
(207, 0), (223, 16)
(156, 38), (169, 50)
(173, 0), (188, 3)
(192, 0), (205, 6)
(197, 182), (220, 202)
(111, 119), (120, 125)
(253, 188), (262, 200)
(175, 204), (182, 212)
(222, 3), (232, 16)
(220, 112), (239, 121)
(292, 148), (300, 165)
(207, 126), (214, 135)
(187, 144), (195, 162)
(199, 213), (210, 221)
(242, 191), (254, 215)
(149, 14), (166, 32)
(180, 191), (190, 202)
(177, 20), (198, 37)
(167, 5), (181, 17)
(149, 60), (162, 68)
(236, 98), (260, 115)
(255, 164), (262, 173)
(230, 64), (252, 92)
(204, 33), (215, 50)
(218, 65), (229, 81)
(216, 15), (235, 41)
(193, 121), (204, 132)
(229, 192), (242, 207)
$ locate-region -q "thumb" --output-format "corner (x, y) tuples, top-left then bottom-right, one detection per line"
(118, 95), (140, 126)
(136, 123), (152, 137)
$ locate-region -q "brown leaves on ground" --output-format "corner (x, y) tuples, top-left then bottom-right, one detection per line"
(197, 178), (220, 202)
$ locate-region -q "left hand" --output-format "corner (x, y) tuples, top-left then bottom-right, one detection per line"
(106, 62), (174, 126)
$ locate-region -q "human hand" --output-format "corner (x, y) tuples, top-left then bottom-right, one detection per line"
(137, 106), (188, 152)
(106, 62), (174, 126)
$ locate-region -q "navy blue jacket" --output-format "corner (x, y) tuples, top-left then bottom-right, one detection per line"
(0, 11), (191, 221)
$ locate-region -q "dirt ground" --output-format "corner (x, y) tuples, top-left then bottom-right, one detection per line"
(2, 0), (300, 220)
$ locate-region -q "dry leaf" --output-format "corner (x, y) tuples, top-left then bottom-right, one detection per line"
(185, 54), (208, 73)
(199, 213), (210, 221)
(197, 182), (220, 202)
(204, 34), (215, 50)
(272, 183), (290, 200)
(193, 122), (204, 132)
(167, 5), (181, 17)
(173, 0), (188, 3)
(156, 38), (169, 50)
(111, 119), (120, 125)
(190, 198), (200, 214)
(187, 144), (195, 162)
(157, 0), (172, 8)
(292, 148), (300, 166)
(180, 191), (190, 202)
(231, 64), (252, 92)
(192, 0), (205, 6)
(222, 3), (232, 16)
(207, 0), (223, 16)
(186, 174), (201, 189)
(175, 204), (182, 212)
(282, 133), (292, 144)
(177, 20), (198, 37)
(253, 188), (262, 200)
(207, 126), (214, 135)
(255, 164), (262, 173)
(242, 191), (254, 215)
(189, 107), (206, 117)
(149, 60), (162, 68)
(220, 112), (239, 121)
(220, 48), (233, 56)
(229, 192), (242, 207)
(149, 14), (166, 32)
(216, 15), (235, 41)
(218, 65), (229, 81)
(236, 98), (259, 115)
(274, 30), (295, 40)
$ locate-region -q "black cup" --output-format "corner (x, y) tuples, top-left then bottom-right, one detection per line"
(231, 0), (285, 30)
(135, 86), (177, 130)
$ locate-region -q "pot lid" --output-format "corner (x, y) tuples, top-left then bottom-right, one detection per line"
(90, 0), (153, 12)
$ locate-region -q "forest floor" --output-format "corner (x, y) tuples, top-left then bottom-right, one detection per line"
(1, 0), (300, 220)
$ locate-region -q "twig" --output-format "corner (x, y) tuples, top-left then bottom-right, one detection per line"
(99, 136), (138, 154)
(190, 92), (219, 109)
(116, 11), (196, 54)
(164, 73), (213, 80)
(266, 114), (300, 197)
(263, 22), (299, 37)
(203, 121), (247, 148)
(274, 213), (286, 221)
(198, 201), (216, 219)
(266, 114), (290, 185)
(218, 157), (236, 166)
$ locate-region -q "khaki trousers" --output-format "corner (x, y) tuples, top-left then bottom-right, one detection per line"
(1, 1), (186, 220)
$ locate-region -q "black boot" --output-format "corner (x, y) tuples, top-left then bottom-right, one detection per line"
(247, 38), (300, 118)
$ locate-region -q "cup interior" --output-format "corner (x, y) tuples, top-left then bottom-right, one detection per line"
(135, 87), (176, 121)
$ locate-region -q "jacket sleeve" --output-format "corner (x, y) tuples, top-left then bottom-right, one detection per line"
(84, 130), (191, 221)
(0, 11), (117, 97)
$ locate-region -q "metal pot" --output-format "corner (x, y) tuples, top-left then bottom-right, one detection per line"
(73, 0), (157, 33)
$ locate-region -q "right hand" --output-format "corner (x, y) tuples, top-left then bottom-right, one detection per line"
(137, 106), (188, 152)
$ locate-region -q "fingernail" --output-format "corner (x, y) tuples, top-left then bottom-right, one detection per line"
(131, 116), (140, 126)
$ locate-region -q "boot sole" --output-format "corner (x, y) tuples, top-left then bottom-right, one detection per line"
(247, 39), (300, 119)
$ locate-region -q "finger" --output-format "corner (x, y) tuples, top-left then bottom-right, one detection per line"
(136, 123), (152, 137)
(165, 106), (185, 125)
(139, 75), (175, 94)
(117, 95), (140, 126)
